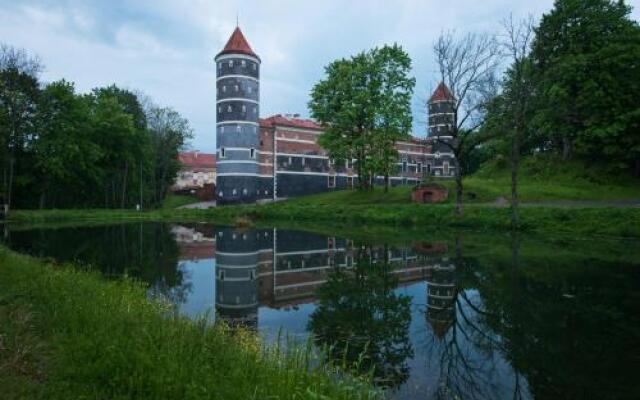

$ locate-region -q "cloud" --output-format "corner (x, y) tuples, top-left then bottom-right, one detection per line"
(1, 0), (637, 152)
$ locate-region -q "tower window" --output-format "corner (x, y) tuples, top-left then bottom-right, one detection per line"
(222, 85), (226, 92)
(253, 106), (257, 114)
(217, 62), (221, 70)
(252, 63), (257, 70)
(227, 105), (232, 112)
(236, 125), (241, 133)
(241, 60), (246, 67)
(228, 60), (233, 67)
(232, 189), (237, 195)
(220, 126), (225, 133)
(301, 157), (305, 166)
(242, 105), (246, 113)
(250, 148), (256, 159)
(220, 147), (226, 158)
(247, 86), (252, 94)
(218, 106), (222, 113)
(234, 85), (239, 92)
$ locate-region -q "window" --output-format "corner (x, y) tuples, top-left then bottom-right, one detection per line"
(241, 60), (246, 67)
(219, 191), (223, 197)
(218, 106), (221, 113)
(418, 162), (422, 173)
(222, 85), (226, 92)
(253, 106), (257, 114)
(250, 148), (256, 159)
(234, 85), (239, 92)
(301, 157), (305, 166)
(402, 162), (407, 172)
(236, 125), (241, 133)
(232, 189), (237, 195)
(228, 60), (233, 67)
(288, 156), (292, 165)
(227, 105), (232, 112)
(220, 126), (225, 133)
(242, 105), (246, 113)
(220, 148), (226, 158)
(252, 63), (257, 70)
(345, 159), (351, 169)
(247, 86), (252, 94)
(242, 188), (248, 195)
(443, 161), (449, 176)
(328, 175), (336, 188)
(264, 190), (268, 195)
(217, 62), (221, 70)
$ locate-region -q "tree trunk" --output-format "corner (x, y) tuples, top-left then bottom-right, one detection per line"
(455, 167), (463, 217)
(561, 136), (572, 161)
(121, 162), (129, 209)
(511, 132), (520, 228)
(384, 174), (389, 193)
(635, 156), (640, 178)
(7, 157), (15, 210)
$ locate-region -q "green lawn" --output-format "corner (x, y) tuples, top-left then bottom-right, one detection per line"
(0, 247), (379, 400)
(161, 194), (201, 209)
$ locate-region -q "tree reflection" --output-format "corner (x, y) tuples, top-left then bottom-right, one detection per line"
(421, 237), (527, 400)
(5, 222), (190, 306)
(308, 244), (414, 388)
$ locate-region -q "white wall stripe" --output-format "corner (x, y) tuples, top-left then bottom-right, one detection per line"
(216, 75), (259, 83)
(217, 98), (259, 105)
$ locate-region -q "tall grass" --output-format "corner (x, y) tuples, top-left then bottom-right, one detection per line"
(0, 247), (380, 400)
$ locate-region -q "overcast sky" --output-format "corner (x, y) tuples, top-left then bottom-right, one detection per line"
(1, 0), (638, 153)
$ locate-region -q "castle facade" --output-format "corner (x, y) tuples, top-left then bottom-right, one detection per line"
(215, 27), (456, 205)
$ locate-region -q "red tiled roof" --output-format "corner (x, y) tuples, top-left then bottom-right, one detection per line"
(260, 115), (322, 130)
(217, 27), (259, 60)
(430, 81), (455, 102)
(178, 152), (216, 169)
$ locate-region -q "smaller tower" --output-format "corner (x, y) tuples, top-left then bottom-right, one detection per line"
(428, 82), (456, 137)
(427, 82), (456, 177)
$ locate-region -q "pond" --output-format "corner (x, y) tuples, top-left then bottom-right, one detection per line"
(3, 222), (640, 399)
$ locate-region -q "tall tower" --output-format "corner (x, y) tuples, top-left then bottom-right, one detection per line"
(215, 27), (261, 205)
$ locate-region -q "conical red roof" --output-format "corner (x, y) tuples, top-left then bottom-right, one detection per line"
(430, 82), (455, 102)
(217, 27), (259, 60)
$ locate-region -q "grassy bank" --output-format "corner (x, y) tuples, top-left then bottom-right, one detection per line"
(0, 247), (378, 399)
(7, 203), (640, 238)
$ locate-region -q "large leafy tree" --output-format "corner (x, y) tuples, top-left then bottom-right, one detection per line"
(309, 44), (414, 190)
(33, 80), (101, 208)
(531, 0), (640, 175)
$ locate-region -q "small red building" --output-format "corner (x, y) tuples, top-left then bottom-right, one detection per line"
(411, 184), (448, 204)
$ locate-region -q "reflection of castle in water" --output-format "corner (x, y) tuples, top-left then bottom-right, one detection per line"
(172, 224), (456, 332)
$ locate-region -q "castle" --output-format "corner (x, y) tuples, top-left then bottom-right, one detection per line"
(215, 27), (456, 205)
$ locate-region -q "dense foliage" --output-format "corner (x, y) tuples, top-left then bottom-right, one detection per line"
(309, 45), (415, 189)
(0, 45), (192, 209)
(484, 0), (640, 177)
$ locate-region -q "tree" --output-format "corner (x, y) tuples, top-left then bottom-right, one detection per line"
(0, 45), (41, 209)
(500, 16), (535, 228)
(531, 0), (640, 174)
(309, 44), (415, 190)
(432, 31), (500, 215)
(145, 104), (192, 205)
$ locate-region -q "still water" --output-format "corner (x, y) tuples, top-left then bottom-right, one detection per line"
(4, 222), (640, 399)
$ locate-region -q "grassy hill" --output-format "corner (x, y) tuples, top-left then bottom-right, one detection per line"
(286, 155), (640, 206)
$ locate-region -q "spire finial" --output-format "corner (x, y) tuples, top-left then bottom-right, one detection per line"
(236, 12), (239, 27)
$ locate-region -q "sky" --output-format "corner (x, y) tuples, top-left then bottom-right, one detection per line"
(1, 0), (638, 153)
